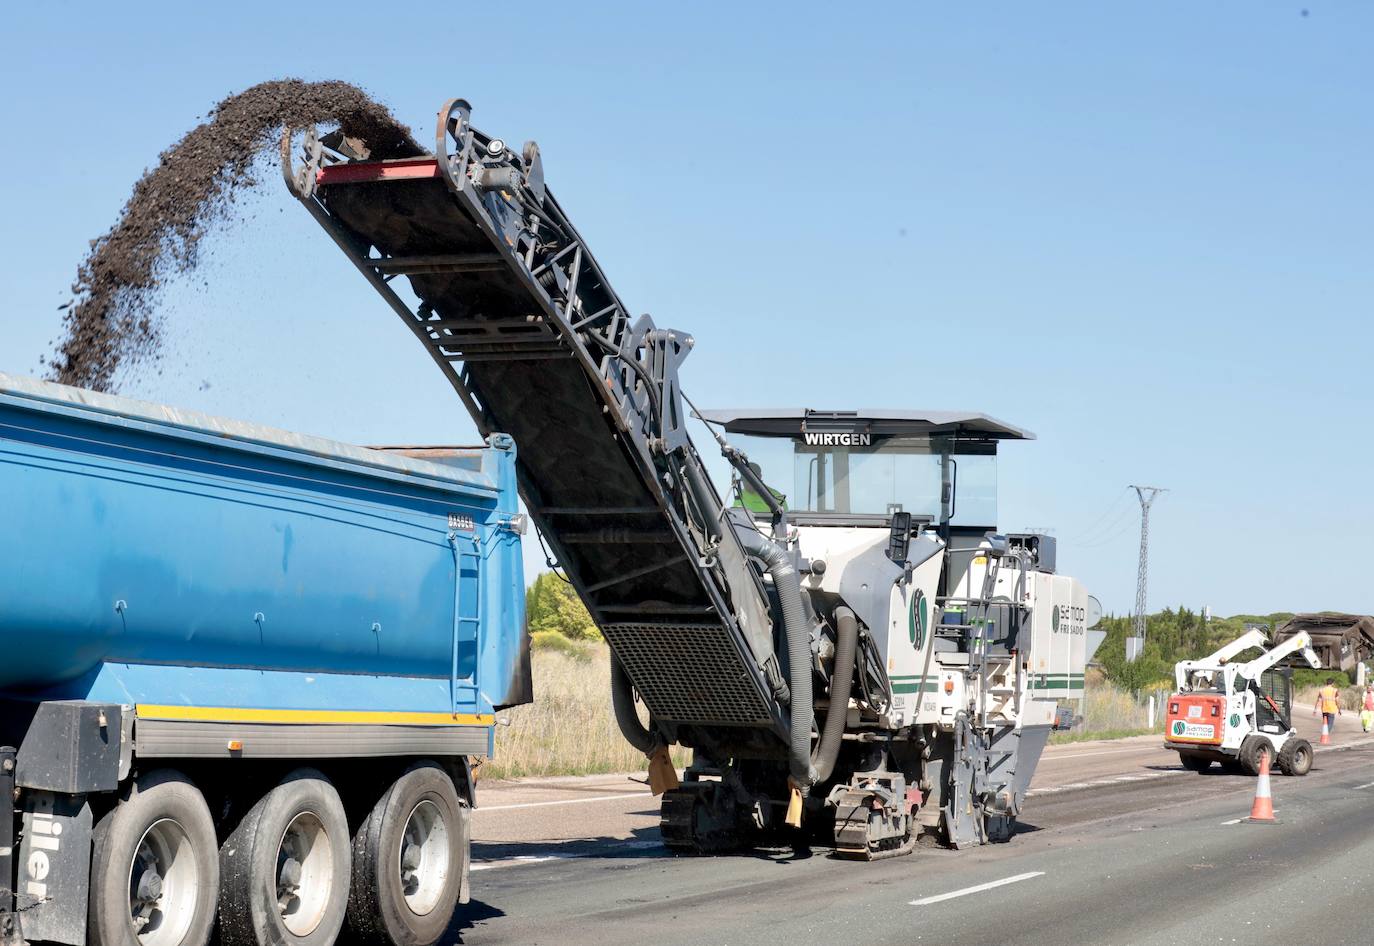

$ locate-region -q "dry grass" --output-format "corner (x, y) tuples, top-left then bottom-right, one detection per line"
(479, 643), (690, 780)
(482, 645), (1173, 775)
(1049, 674), (1167, 745)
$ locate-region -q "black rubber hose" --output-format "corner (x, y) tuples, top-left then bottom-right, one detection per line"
(812, 607), (858, 784)
(610, 655), (658, 755)
(735, 527), (815, 788)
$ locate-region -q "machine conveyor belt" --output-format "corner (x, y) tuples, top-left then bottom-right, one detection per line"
(284, 100), (784, 737)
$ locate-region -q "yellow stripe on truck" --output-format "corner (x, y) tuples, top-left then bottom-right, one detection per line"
(135, 704), (494, 726)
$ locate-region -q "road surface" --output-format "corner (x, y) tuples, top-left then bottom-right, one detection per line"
(451, 710), (1374, 945)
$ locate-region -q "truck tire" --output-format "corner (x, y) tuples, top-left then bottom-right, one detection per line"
(1278, 738), (1313, 777)
(1178, 753), (1212, 772)
(88, 769), (219, 946)
(347, 762), (467, 946)
(219, 769), (350, 946)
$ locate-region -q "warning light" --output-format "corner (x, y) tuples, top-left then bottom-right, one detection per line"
(943, 679), (954, 695)
(226, 739), (244, 752)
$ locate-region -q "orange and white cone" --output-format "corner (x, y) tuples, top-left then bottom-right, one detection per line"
(1320, 716), (1332, 746)
(1245, 747), (1277, 824)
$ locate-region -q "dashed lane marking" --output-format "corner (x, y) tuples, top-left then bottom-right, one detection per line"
(471, 840), (663, 872)
(481, 793), (649, 812)
(910, 871), (1046, 906)
(1044, 746), (1171, 761)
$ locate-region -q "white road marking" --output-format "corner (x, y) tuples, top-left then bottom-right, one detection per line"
(1353, 780), (1374, 790)
(1044, 746), (1166, 761)
(481, 793), (648, 812)
(1221, 817), (1244, 825)
(910, 871), (1045, 906)
(471, 856), (558, 871)
(471, 840), (662, 872)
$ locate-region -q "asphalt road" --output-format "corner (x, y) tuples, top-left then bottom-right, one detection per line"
(456, 711), (1374, 945)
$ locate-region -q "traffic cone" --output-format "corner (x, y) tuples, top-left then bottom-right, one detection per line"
(1320, 716), (1332, 746)
(1245, 748), (1277, 824)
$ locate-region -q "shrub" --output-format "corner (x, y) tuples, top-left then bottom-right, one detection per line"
(525, 571), (600, 640)
(531, 630), (596, 660)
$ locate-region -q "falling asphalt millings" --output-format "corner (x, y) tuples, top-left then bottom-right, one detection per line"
(48, 79), (421, 392)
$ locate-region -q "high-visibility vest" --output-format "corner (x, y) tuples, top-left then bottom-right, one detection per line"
(1319, 685), (1340, 714)
(1363, 690), (1374, 712)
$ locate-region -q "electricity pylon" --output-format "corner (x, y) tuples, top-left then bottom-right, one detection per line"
(1131, 486), (1167, 644)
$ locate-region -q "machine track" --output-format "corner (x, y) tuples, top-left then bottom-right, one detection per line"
(658, 785), (747, 855)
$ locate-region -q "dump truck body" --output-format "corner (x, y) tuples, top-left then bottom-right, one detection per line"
(0, 373), (528, 946)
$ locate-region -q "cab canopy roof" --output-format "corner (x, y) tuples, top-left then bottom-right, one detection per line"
(696, 408), (1034, 441)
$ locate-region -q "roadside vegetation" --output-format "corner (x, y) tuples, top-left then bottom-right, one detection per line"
(1049, 669), (1168, 744)
(481, 575), (689, 780)
(487, 586), (1358, 776)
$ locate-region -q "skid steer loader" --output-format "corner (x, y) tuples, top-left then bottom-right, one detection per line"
(1166, 629), (1319, 776)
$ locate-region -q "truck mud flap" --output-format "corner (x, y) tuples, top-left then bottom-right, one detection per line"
(15, 792), (93, 946)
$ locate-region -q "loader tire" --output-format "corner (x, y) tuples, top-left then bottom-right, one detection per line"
(1278, 738), (1313, 777)
(1178, 753), (1212, 773)
(1238, 736), (1270, 776)
(347, 762), (467, 946)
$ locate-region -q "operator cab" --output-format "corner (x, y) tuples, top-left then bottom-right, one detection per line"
(698, 408), (1032, 534)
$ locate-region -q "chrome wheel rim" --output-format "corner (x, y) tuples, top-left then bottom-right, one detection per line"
(398, 800), (449, 916)
(276, 812), (333, 936)
(128, 818), (199, 946)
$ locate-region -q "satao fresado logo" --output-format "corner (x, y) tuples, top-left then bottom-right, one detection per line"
(1051, 605), (1061, 633)
(909, 590), (928, 649)
(1171, 720), (1186, 737)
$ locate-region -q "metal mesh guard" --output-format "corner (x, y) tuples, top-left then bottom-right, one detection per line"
(602, 623), (775, 727)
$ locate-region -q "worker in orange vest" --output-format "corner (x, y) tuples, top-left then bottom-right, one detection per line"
(1361, 684), (1374, 733)
(1314, 678), (1342, 733)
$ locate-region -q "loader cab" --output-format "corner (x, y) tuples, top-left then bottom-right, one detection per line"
(697, 408), (1032, 535)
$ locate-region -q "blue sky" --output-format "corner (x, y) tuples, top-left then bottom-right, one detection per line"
(3, 2), (1370, 616)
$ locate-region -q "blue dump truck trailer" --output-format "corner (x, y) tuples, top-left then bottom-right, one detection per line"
(0, 373), (529, 946)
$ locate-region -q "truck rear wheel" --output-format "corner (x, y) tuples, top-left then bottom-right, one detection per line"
(218, 769), (350, 946)
(1278, 738), (1313, 776)
(347, 762), (467, 946)
(88, 769), (219, 946)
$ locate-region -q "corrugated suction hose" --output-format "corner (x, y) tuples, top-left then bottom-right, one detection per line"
(811, 606), (857, 784)
(735, 527), (816, 789)
(611, 653), (660, 755)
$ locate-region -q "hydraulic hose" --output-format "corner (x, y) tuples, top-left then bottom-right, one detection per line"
(811, 606), (858, 784)
(610, 654), (659, 755)
(735, 527), (816, 788)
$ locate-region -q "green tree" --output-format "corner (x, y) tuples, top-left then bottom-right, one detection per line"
(525, 572), (600, 640)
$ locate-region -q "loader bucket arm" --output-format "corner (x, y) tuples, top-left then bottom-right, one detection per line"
(281, 102), (792, 757)
(1238, 630), (1321, 680)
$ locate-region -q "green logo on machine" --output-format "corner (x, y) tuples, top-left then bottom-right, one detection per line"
(1229, 714), (1241, 728)
(1052, 605), (1061, 633)
(909, 590), (928, 650)
(1171, 720), (1186, 737)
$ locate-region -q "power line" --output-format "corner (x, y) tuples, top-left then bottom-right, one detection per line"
(1130, 485), (1167, 644)
(1065, 486), (1131, 543)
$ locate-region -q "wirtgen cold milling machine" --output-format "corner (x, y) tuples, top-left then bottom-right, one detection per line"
(285, 99), (1096, 857)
